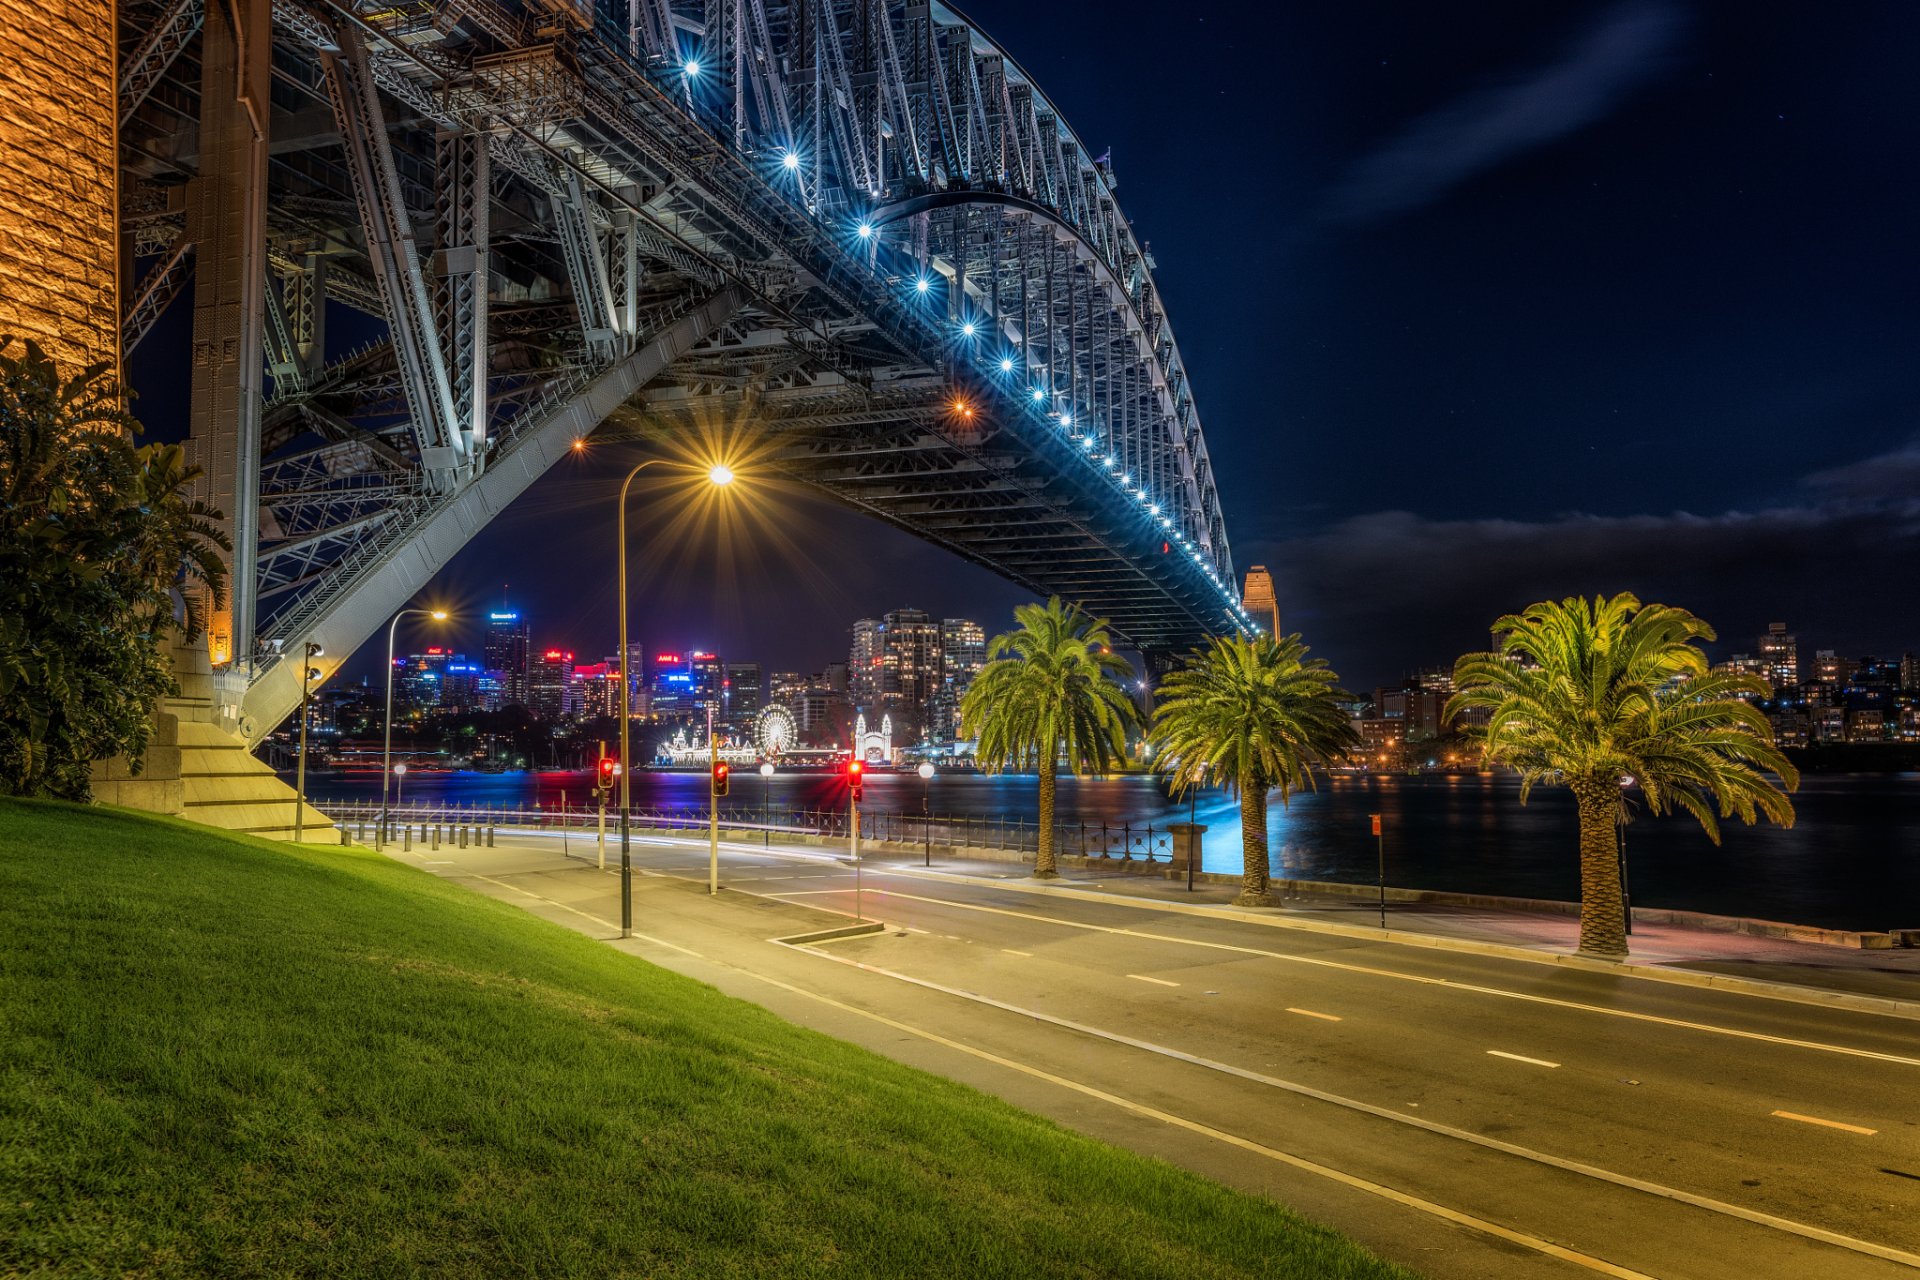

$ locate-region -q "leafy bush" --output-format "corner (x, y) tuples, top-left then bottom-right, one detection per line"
(0, 338), (227, 799)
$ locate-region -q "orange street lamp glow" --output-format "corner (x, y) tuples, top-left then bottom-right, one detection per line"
(707, 463), (736, 486)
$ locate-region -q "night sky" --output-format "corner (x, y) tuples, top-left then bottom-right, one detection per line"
(131, 1), (1920, 688)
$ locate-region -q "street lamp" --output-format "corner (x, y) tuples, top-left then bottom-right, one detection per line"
(382, 608), (449, 844)
(293, 642), (323, 843)
(614, 455), (736, 937)
(393, 761), (407, 809)
(917, 761), (935, 866)
(759, 760), (774, 849)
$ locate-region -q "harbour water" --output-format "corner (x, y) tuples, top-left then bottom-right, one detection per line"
(303, 769), (1919, 932)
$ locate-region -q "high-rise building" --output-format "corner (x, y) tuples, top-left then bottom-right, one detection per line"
(1241, 566), (1279, 636)
(849, 619), (884, 713)
(933, 618), (987, 742)
(484, 610), (531, 708)
(649, 651), (694, 721)
(724, 662), (764, 721)
(527, 649), (574, 721)
(569, 662), (624, 720)
(689, 651), (723, 717)
(1902, 653), (1920, 693)
(770, 671), (807, 706)
(882, 608), (942, 741)
(1757, 623), (1798, 691)
(399, 647), (452, 708)
(442, 658), (482, 711)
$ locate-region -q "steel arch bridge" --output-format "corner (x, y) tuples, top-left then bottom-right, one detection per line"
(118, 0), (1251, 739)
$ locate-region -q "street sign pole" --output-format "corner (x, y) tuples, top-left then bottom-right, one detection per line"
(1372, 813), (1385, 929)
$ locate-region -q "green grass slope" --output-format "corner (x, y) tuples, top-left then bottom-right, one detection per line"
(0, 799), (1408, 1279)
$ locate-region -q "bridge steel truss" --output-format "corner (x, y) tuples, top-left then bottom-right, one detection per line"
(116, 0), (1252, 740)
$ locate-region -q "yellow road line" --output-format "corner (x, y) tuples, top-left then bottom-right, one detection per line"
(783, 942), (1920, 1272)
(860, 888), (1920, 1068)
(1286, 1007), (1343, 1022)
(1488, 1050), (1561, 1069)
(1771, 1110), (1877, 1136)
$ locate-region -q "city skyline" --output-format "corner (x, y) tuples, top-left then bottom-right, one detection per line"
(126, 2), (1920, 695)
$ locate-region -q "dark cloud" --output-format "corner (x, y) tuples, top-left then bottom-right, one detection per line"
(1323, 1), (1686, 223)
(1253, 453), (1920, 686)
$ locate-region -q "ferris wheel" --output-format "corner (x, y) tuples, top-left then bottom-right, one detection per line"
(754, 704), (797, 759)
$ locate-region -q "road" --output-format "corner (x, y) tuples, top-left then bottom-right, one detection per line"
(387, 828), (1920, 1279)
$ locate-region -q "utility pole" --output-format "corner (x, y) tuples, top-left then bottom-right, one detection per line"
(707, 703), (720, 895)
(1372, 812), (1385, 929)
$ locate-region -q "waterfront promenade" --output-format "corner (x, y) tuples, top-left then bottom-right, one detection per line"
(386, 825), (1920, 1279)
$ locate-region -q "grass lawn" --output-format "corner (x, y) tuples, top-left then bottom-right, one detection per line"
(0, 798), (1409, 1278)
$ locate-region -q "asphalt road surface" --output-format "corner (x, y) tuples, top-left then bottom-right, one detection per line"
(387, 828), (1920, 1279)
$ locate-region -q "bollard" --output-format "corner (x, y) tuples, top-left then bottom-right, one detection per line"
(486, 825), (495, 848)
(402, 825), (411, 852)
(459, 825), (469, 849)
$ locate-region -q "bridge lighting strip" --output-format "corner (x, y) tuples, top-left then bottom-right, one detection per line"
(860, 211), (1253, 632)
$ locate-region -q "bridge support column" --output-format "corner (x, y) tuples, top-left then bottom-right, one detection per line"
(185, 0), (269, 679)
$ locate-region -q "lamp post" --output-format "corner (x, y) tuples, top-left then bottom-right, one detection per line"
(917, 761), (935, 866)
(1618, 774), (1635, 936)
(382, 608), (448, 844)
(615, 457), (735, 937)
(393, 761), (407, 808)
(293, 642), (323, 843)
(759, 760), (774, 849)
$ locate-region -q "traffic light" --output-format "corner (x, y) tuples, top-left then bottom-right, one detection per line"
(712, 761), (731, 797)
(596, 757), (616, 790)
(847, 758), (864, 801)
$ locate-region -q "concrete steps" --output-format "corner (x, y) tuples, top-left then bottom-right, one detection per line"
(173, 719), (338, 843)
(94, 637), (339, 844)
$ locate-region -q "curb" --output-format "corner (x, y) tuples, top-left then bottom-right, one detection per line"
(887, 865), (1920, 1022)
(775, 921), (888, 946)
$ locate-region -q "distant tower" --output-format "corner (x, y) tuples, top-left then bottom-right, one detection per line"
(1242, 566), (1280, 636)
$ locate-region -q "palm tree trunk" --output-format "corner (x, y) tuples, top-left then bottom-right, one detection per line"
(1235, 783), (1271, 906)
(1572, 779), (1628, 957)
(1034, 764), (1059, 878)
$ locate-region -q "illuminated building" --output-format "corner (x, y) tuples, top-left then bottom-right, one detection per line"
(649, 651), (722, 721)
(882, 609), (941, 740)
(849, 619), (884, 713)
(528, 649), (574, 722)
(1241, 566), (1279, 635)
(441, 659), (482, 711)
(724, 662), (763, 721)
(484, 611), (531, 709)
(933, 618), (986, 741)
(1757, 622), (1798, 691)
(569, 662), (624, 720)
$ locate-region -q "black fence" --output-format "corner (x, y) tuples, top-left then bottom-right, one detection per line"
(318, 799), (1176, 864)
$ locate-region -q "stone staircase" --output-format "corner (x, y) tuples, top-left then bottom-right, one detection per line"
(92, 638), (338, 843)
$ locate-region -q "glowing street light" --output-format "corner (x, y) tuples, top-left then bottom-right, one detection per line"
(381, 607), (450, 844)
(781, 150), (801, 171)
(916, 761), (936, 867)
(759, 760), (775, 849)
(682, 58), (701, 76)
(614, 457), (738, 934)
(856, 222), (874, 239)
(1000, 356), (1015, 372)
(914, 276), (931, 295)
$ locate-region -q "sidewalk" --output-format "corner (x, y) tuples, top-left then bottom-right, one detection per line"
(862, 850), (1920, 1009)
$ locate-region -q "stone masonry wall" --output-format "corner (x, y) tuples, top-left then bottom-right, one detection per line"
(0, 0), (117, 373)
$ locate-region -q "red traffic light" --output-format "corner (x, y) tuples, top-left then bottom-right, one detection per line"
(847, 757), (864, 800)
(596, 757), (616, 788)
(712, 761), (731, 797)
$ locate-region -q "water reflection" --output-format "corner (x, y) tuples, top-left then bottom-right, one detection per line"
(304, 768), (1918, 930)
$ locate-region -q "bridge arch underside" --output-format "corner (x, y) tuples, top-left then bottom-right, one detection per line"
(638, 193), (1238, 654)
(114, 0), (1247, 735)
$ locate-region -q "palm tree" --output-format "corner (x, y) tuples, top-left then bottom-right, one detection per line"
(128, 442), (229, 640)
(1447, 593), (1797, 958)
(1150, 634), (1358, 906)
(960, 598), (1137, 877)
